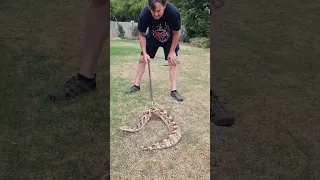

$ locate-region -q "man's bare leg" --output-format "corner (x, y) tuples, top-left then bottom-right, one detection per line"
(49, 0), (108, 101)
(79, 0), (109, 78)
(134, 56), (147, 86)
(169, 59), (183, 102)
(169, 61), (178, 91)
(210, 0), (235, 126)
(124, 56), (146, 93)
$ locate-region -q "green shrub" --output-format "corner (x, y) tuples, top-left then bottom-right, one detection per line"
(190, 37), (210, 48)
(180, 25), (190, 43)
(170, 0), (210, 39)
(118, 24), (125, 38)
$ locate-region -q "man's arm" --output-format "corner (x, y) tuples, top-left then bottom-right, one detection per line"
(169, 30), (180, 54)
(139, 32), (147, 55)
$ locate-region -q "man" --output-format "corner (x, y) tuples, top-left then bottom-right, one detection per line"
(124, 0), (184, 102)
(48, 0), (108, 101)
(211, 0), (235, 126)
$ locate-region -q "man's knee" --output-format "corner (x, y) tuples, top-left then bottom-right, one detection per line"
(168, 58), (178, 67)
(139, 56), (146, 64)
(169, 63), (177, 68)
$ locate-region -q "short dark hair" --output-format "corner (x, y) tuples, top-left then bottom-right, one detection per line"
(148, 0), (167, 11)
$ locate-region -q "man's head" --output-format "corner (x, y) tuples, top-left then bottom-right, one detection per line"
(148, 0), (167, 20)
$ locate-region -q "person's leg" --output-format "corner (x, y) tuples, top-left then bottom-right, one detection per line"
(124, 55), (147, 93)
(79, 0), (109, 78)
(163, 44), (183, 102)
(125, 39), (159, 93)
(168, 56), (178, 91)
(134, 55), (147, 86)
(210, 0), (235, 126)
(49, 0), (108, 101)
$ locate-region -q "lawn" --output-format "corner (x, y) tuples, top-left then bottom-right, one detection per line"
(211, 0), (320, 179)
(1, 1), (109, 179)
(110, 39), (210, 179)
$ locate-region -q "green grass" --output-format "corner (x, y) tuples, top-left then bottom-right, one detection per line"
(211, 0), (320, 179)
(110, 40), (141, 57)
(1, 1), (108, 179)
(110, 39), (210, 179)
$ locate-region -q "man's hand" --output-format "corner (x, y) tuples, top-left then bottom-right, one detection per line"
(167, 51), (177, 66)
(143, 53), (151, 63)
(168, 30), (180, 66)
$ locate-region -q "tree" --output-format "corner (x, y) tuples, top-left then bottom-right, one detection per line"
(111, 0), (147, 22)
(170, 0), (210, 38)
(110, 0), (210, 39)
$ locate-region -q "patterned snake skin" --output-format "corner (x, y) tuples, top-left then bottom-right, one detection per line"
(120, 107), (182, 150)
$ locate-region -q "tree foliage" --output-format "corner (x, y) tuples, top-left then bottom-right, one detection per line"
(170, 0), (210, 38)
(110, 0), (147, 22)
(111, 0), (210, 39)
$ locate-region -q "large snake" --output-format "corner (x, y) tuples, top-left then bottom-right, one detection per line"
(120, 107), (181, 150)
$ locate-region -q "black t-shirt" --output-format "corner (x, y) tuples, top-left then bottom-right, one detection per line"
(138, 2), (181, 44)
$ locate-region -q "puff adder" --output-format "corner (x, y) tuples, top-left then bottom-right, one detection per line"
(120, 107), (181, 150)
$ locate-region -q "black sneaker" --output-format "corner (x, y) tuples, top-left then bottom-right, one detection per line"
(171, 90), (183, 102)
(49, 73), (96, 101)
(211, 92), (235, 126)
(125, 85), (140, 93)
